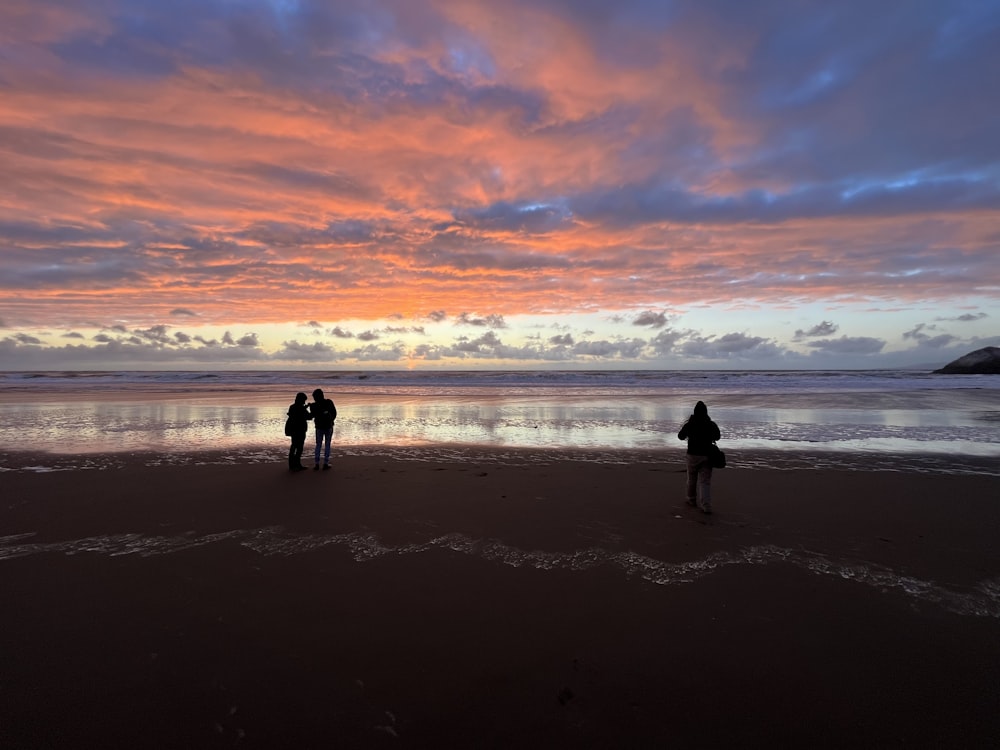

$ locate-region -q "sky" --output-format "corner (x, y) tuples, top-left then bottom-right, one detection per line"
(1, 0), (998, 371)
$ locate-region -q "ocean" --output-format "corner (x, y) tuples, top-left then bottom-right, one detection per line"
(1, 369), (998, 474)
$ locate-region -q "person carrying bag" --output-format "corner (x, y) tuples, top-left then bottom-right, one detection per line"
(678, 401), (723, 514)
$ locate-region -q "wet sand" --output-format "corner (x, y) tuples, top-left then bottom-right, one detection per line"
(2, 451), (999, 748)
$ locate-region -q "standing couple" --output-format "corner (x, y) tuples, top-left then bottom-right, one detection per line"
(286, 388), (337, 472)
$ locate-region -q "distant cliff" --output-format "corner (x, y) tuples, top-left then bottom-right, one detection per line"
(933, 346), (1000, 374)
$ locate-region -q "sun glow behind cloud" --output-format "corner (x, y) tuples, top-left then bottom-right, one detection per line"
(0, 0), (998, 369)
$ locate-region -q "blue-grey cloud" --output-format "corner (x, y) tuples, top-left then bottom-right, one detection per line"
(571, 338), (648, 359)
(274, 340), (338, 361)
(456, 313), (507, 329)
(570, 177), (1000, 227)
(794, 321), (839, 340)
(449, 201), (573, 234)
(679, 332), (785, 360)
(807, 336), (886, 355)
(633, 311), (669, 328)
(937, 312), (989, 323)
(902, 323), (958, 350)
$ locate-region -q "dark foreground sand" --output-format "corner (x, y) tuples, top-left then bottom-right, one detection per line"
(2, 451), (999, 748)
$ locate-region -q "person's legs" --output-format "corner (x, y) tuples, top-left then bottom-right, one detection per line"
(697, 462), (714, 513)
(289, 434), (301, 469)
(685, 455), (699, 504)
(322, 427), (333, 466)
(288, 435), (306, 471)
(290, 433), (305, 469)
(314, 430), (323, 467)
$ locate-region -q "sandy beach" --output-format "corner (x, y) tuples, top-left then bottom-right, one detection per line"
(2, 451), (999, 748)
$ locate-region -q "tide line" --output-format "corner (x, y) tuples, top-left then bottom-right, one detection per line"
(1, 528), (997, 619)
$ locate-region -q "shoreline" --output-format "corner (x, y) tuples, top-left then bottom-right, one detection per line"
(3, 454), (999, 747)
(3, 443), (999, 476)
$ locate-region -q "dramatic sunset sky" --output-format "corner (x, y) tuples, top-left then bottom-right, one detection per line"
(1, 0), (998, 370)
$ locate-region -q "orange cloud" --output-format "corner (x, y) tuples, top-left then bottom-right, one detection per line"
(0, 0), (997, 341)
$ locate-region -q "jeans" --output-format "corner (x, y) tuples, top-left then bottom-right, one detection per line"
(686, 454), (713, 511)
(314, 426), (333, 465)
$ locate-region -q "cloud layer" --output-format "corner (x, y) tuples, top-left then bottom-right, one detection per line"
(0, 0), (998, 367)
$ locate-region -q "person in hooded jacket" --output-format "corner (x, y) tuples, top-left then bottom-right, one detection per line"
(286, 392), (311, 472)
(309, 388), (337, 470)
(678, 400), (721, 514)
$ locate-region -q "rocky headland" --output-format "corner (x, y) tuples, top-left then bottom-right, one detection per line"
(933, 346), (1000, 374)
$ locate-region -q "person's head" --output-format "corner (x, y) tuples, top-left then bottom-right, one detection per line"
(312, 388), (324, 401)
(693, 400), (708, 418)
(295, 392), (307, 404)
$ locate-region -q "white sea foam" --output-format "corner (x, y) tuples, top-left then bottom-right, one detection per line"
(2, 527), (997, 619)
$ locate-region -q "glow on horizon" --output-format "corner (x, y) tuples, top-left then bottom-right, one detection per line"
(0, 0), (998, 370)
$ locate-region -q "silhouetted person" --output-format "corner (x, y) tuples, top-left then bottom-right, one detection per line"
(286, 392), (311, 472)
(678, 400), (721, 514)
(310, 388), (337, 470)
